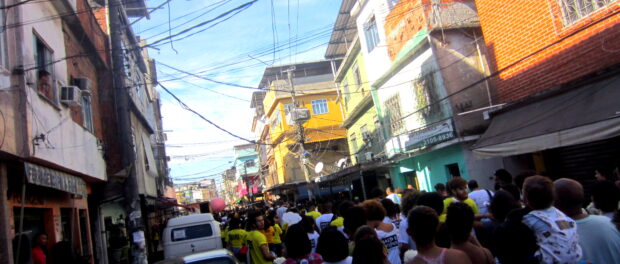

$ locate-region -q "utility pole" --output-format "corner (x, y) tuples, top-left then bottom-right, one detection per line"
(284, 67), (313, 200)
(109, 0), (147, 263)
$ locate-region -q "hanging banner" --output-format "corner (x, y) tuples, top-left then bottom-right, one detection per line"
(24, 162), (87, 196)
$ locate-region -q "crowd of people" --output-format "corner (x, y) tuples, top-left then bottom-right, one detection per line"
(219, 168), (620, 264)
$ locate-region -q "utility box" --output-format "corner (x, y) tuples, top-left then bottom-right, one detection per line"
(286, 107), (311, 124)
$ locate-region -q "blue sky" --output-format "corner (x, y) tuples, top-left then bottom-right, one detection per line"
(132, 0), (341, 187)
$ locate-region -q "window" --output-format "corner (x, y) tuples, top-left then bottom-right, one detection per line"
(245, 159), (256, 168)
(384, 94), (404, 134)
(311, 99), (328, 115)
(352, 63), (364, 95)
(284, 103), (293, 114)
(171, 224), (213, 242)
(558, 0), (616, 25)
(363, 16), (381, 52)
(271, 112), (281, 127)
(342, 81), (350, 108)
(82, 95), (94, 132)
(34, 35), (55, 102)
(350, 133), (358, 155)
(413, 72), (441, 120)
(361, 125), (370, 143)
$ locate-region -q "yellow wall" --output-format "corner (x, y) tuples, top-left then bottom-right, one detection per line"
(263, 90), (346, 184)
(337, 46), (379, 165)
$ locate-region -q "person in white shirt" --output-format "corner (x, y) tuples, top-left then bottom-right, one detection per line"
(315, 201), (334, 232)
(277, 202), (288, 225)
(361, 200), (401, 264)
(467, 180), (493, 216)
(301, 216), (320, 253)
(386, 187), (401, 205)
(554, 178), (620, 264)
(522, 176), (581, 263)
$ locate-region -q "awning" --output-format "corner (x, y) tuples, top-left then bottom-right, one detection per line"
(473, 75), (620, 158)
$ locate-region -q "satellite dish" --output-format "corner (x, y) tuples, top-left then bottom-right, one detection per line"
(314, 162), (324, 174)
(337, 158), (347, 168)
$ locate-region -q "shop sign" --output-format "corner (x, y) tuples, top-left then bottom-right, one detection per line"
(385, 137), (403, 158)
(24, 162), (87, 196)
(402, 120), (455, 151)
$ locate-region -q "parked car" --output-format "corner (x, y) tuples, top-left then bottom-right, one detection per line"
(163, 213), (223, 259)
(155, 249), (239, 264)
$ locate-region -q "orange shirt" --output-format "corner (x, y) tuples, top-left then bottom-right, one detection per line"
(260, 226), (275, 244)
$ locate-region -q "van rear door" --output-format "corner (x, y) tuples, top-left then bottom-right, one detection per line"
(167, 223), (221, 257)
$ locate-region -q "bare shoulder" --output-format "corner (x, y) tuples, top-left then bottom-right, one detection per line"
(445, 249), (472, 264)
(481, 247), (494, 264)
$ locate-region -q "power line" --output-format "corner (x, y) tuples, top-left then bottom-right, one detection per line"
(136, 0), (231, 35)
(159, 82), (277, 146)
(145, 0), (258, 47)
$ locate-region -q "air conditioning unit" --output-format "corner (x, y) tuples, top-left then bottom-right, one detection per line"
(60, 86), (82, 106)
(286, 107), (311, 124)
(73, 77), (92, 96)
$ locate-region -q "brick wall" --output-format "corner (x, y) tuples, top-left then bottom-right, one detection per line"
(385, 0), (428, 60)
(475, 0), (620, 103)
(63, 7), (123, 174)
(76, 0), (109, 66)
(385, 0), (474, 61)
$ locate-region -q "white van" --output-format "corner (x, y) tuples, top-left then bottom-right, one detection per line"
(163, 213), (223, 259)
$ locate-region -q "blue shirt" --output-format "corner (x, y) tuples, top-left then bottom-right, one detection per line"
(575, 215), (620, 264)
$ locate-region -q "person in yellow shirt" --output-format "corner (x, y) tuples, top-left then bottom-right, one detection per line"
(439, 177), (479, 222)
(246, 212), (275, 264)
(222, 225), (229, 245)
(306, 204), (322, 220)
(266, 212), (283, 257)
(226, 218), (247, 260)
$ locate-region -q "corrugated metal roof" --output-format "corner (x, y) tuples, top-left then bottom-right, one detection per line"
(257, 60), (334, 89)
(324, 0), (359, 59)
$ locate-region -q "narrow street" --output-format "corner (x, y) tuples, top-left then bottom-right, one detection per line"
(0, 0), (619, 264)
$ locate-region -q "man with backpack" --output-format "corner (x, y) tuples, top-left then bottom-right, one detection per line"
(468, 180), (493, 216)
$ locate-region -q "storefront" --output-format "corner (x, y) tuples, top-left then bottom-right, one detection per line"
(392, 143), (467, 191)
(8, 162), (94, 264)
(473, 74), (620, 191)
(387, 119), (502, 191)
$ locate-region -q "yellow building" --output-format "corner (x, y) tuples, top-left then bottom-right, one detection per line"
(258, 61), (348, 198)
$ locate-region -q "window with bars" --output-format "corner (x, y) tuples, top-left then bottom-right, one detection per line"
(352, 63), (364, 95)
(384, 94), (404, 135)
(413, 72), (441, 120)
(311, 99), (329, 115)
(364, 16), (381, 52)
(558, 0), (616, 25)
